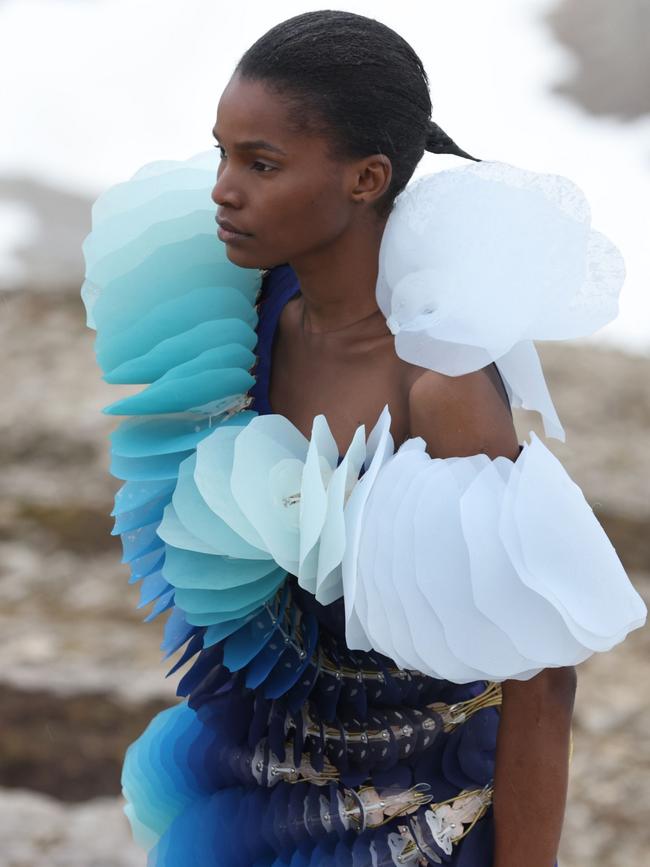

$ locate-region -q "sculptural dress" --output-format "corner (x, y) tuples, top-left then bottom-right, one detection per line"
(80, 150), (646, 867)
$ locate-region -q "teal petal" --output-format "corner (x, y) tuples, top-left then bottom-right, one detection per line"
(97, 283), (258, 373)
(162, 546), (277, 591)
(102, 368), (253, 415)
(105, 319), (256, 384)
(172, 454), (269, 560)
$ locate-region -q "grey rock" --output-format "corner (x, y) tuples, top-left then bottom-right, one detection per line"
(0, 789), (144, 867)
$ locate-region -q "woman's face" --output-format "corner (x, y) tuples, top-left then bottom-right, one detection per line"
(211, 73), (384, 269)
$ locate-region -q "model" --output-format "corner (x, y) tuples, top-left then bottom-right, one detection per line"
(81, 11), (646, 866)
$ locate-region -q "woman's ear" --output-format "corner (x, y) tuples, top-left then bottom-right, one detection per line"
(349, 154), (393, 206)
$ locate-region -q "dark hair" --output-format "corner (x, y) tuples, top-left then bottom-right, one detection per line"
(236, 10), (480, 216)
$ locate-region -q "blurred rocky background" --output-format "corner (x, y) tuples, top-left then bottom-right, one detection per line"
(547, 0), (650, 119)
(1, 1), (649, 865)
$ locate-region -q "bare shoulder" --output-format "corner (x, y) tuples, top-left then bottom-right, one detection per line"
(407, 365), (521, 460)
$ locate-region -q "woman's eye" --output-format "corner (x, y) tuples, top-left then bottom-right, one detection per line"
(212, 145), (274, 173)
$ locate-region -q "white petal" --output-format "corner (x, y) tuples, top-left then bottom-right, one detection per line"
(502, 433), (647, 649)
(194, 424), (267, 552)
(377, 161), (625, 440)
(461, 459), (585, 667)
(298, 415), (337, 592)
(342, 405), (394, 651)
(314, 423), (366, 605)
(230, 415), (308, 573)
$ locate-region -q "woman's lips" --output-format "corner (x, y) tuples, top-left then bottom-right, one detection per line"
(216, 216), (253, 243)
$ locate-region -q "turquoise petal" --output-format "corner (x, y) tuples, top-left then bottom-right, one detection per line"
(128, 549), (165, 582)
(120, 520), (162, 563)
(154, 345), (255, 384)
(157, 502), (224, 556)
(183, 574), (285, 626)
(112, 479), (176, 515)
(194, 425), (267, 552)
(163, 546), (278, 592)
(88, 164), (216, 228)
(97, 283), (257, 373)
(110, 416), (216, 459)
(112, 492), (169, 535)
(102, 368), (253, 415)
(93, 246), (258, 342)
(174, 571), (280, 613)
(105, 319), (256, 384)
(85, 183), (216, 261)
(172, 454), (270, 560)
(110, 450), (194, 481)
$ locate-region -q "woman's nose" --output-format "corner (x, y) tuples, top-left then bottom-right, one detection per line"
(211, 167), (242, 209)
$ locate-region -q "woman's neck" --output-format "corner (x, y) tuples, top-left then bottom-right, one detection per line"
(288, 213), (388, 335)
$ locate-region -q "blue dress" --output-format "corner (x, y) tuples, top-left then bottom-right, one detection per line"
(121, 264), (500, 866)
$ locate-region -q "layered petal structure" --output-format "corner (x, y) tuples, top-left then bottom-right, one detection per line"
(377, 160), (626, 440)
(153, 411), (371, 704)
(160, 412), (367, 612)
(342, 409), (646, 681)
(80, 149), (266, 657)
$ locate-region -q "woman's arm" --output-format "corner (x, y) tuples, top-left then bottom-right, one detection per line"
(408, 367), (576, 866)
(493, 667), (576, 867)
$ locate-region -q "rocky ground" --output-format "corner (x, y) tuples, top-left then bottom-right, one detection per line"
(0, 281), (648, 866)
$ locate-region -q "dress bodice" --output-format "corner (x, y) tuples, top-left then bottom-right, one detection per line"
(248, 264), (301, 417)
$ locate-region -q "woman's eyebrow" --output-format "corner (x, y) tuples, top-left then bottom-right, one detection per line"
(212, 128), (287, 156)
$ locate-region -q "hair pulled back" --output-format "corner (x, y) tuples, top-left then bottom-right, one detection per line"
(236, 10), (480, 215)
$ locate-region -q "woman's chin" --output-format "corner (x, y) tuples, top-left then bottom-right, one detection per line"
(222, 244), (287, 272)
(221, 243), (265, 270)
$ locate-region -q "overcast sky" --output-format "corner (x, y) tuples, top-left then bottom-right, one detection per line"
(2, 0), (649, 353)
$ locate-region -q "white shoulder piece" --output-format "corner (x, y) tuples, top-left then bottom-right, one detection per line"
(377, 161), (625, 441)
(341, 410), (646, 683)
